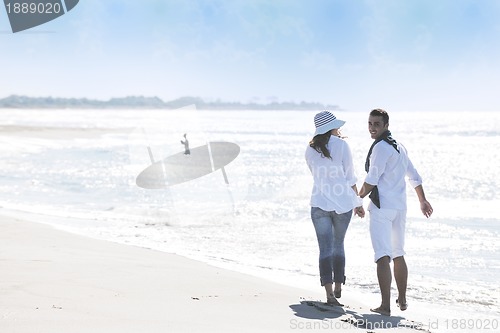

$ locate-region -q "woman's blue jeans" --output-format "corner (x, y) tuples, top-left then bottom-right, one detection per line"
(311, 207), (352, 286)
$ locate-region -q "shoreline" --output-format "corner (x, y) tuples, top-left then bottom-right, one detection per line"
(1, 116), (498, 332)
(0, 214), (441, 332)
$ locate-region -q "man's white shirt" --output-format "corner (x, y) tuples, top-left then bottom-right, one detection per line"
(365, 140), (422, 210)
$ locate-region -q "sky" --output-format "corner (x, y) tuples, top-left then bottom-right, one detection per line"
(1, 0), (500, 112)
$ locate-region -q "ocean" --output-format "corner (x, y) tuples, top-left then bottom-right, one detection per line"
(1, 108), (499, 329)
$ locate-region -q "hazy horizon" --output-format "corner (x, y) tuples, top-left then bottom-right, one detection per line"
(1, 0), (500, 112)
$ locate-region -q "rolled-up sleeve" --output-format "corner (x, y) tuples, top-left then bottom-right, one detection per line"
(406, 157), (423, 188)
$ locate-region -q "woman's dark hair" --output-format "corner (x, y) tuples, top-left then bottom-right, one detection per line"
(309, 131), (332, 159)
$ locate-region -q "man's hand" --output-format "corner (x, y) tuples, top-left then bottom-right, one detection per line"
(415, 185), (433, 218)
(420, 200), (433, 218)
(359, 182), (375, 199)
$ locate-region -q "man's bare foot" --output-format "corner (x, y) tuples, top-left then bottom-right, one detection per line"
(370, 306), (391, 316)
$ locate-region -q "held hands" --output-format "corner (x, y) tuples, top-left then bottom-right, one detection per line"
(353, 194), (365, 218)
(354, 206), (365, 218)
(420, 200), (433, 218)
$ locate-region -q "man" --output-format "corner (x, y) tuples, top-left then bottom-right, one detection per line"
(180, 133), (190, 155)
(358, 109), (433, 316)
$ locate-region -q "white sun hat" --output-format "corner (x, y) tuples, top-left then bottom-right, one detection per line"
(313, 111), (346, 136)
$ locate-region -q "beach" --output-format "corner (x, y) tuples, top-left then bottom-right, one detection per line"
(0, 214), (436, 333)
(1, 215), (310, 332)
(0, 108), (498, 332)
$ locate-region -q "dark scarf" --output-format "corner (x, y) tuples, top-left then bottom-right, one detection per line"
(365, 130), (399, 208)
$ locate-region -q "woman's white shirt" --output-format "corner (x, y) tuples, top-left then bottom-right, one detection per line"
(305, 136), (360, 214)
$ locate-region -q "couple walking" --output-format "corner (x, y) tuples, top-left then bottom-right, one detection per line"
(305, 109), (433, 316)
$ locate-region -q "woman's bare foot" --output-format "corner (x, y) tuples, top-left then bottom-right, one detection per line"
(326, 293), (344, 306)
(396, 299), (408, 311)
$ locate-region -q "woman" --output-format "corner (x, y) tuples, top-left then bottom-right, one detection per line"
(305, 111), (364, 305)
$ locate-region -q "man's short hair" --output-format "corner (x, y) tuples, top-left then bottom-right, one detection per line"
(370, 108), (389, 125)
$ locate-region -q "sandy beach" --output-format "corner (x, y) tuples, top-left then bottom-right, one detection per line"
(1, 112), (496, 333)
(0, 214), (431, 333)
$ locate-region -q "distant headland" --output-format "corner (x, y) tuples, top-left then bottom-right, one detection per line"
(0, 95), (340, 111)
